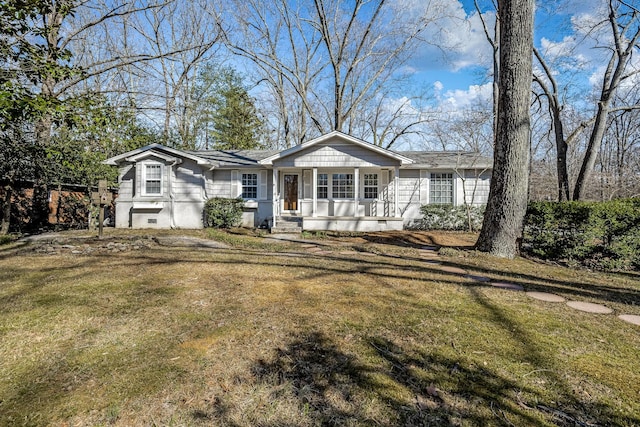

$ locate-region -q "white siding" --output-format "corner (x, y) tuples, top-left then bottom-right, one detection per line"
(463, 169), (491, 205)
(211, 170), (233, 198)
(118, 165), (135, 200)
(174, 161), (205, 201)
(273, 143), (399, 168)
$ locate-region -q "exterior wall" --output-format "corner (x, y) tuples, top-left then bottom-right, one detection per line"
(116, 156), (209, 229)
(462, 169), (491, 205)
(210, 168), (273, 228)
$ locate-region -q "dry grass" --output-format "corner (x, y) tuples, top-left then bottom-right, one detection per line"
(0, 229), (639, 426)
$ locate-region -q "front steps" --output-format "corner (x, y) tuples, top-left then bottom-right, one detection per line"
(270, 216), (303, 233)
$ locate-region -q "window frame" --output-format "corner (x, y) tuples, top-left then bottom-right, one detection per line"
(332, 173), (354, 199)
(317, 173), (329, 199)
(241, 172), (258, 200)
(429, 172), (454, 205)
(142, 163), (163, 196)
(363, 173), (378, 199)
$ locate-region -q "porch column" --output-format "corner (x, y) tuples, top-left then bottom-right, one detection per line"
(312, 167), (318, 217)
(394, 166), (400, 217)
(272, 168), (278, 227)
(353, 167), (360, 217)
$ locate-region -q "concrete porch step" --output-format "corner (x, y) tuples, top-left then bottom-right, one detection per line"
(270, 216), (303, 233)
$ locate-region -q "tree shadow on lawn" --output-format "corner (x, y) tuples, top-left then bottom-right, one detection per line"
(356, 249), (640, 308)
(200, 328), (635, 426)
(105, 244), (640, 309)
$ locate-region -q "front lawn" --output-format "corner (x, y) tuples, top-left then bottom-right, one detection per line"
(0, 230), (638, 426)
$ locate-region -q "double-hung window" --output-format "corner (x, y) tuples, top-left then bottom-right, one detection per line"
(363, 173), (378, 199)
(242, 173), (258, 199)
(332, 173), (353, 198)
(430, 173), (454, 204)
(317, 173), (328, 199)
(144, 164), (162, 195)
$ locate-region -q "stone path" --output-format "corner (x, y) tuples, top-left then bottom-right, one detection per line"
(413, 245), (640, 327)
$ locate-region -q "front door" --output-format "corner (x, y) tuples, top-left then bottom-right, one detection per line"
(283, 174), (298, 211)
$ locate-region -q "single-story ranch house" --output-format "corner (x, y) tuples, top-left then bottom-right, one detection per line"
(105, 131), (492, 232)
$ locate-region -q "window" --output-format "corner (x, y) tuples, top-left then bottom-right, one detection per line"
(332, 173), (353, 198)
(363, 173), (378, 199)
(430, 173), (454, 204)
(144, 164), (162, 195)
(242, 173), (258, 199)
(317, 173), (328, 199)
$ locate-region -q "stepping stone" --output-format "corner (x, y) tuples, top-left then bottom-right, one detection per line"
(490, 282), (524, 291)
(526, 292), (566, 302)
(419, 250), (439, 258)
(307, 247), (323, 253)
(618, 314), (640, 326)
(465, 274), (491, 282)
(339, 251), (358, 255)
(566, 301), (613, 314)
(439, 265), (468, 275)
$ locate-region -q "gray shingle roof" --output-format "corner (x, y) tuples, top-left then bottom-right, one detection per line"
(186, 150), (281, 167)
(188, 149), (492, 169)
(395, 151), (493, 169)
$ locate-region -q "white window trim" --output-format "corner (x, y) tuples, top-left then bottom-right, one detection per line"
(362, 172), (379, 200)
(241, 172), (259, 200)
(142, 162), (163, 196)
(331, 172), (355, 199)
(429, 172), (455, 205)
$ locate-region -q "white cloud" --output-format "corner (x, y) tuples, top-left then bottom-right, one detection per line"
(439, 83), (493, 111)
(399, 0), (496, 73)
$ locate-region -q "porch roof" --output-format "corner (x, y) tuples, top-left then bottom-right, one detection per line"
(258, 131), (414, 166)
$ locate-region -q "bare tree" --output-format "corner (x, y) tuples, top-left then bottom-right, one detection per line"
(220, 0), (442, 148)
(476, 0), (534, 258)
(533, 1), (640, 201)
(573, 1), (640, 200)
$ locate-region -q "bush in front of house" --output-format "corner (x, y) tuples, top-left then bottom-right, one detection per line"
(204, 197), (244, 228)
(412, 204), (485, 231)
(523, 198), (640, 271)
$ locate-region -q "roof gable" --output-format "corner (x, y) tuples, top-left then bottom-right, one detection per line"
(258, 131), (413, 166)
(104, 144), (214, 166)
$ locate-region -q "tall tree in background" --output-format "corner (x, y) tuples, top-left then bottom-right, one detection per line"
(192, 65), (264, 150)
(476, 0), (534, 258)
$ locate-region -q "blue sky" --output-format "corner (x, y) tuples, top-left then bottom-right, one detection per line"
(406, 0), (586, 109)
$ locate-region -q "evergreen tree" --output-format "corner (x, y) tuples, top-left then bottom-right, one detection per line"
(194, 64), (264, 150)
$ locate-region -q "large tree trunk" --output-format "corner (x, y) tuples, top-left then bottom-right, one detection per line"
(475, 0), (534, 258)
(1, 183), (13, 235)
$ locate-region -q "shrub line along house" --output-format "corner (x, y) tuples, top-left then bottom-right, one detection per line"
(105, 131), (492, 232)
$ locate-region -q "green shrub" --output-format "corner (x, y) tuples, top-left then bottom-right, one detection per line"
(524, 198), (640, 271)
(413, 204), (485, 231)
(204, 198), (244, 229)
(0, 235), (13, 245)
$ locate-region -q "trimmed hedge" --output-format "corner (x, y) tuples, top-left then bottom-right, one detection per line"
(204, 197), (244, 229)
(412, 204), (485, 231)
(523, 198), (640, 271)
